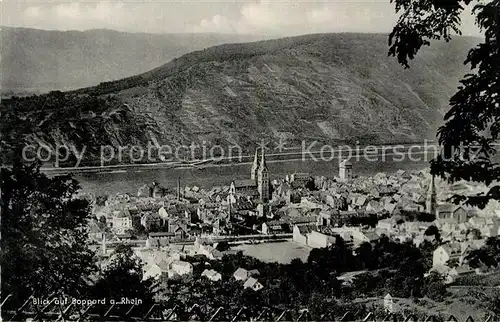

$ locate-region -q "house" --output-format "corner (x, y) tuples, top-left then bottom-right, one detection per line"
(243, 277), (264, 291)
(169, 261), (193, 277)
(469, 216), (487, 228)
(233, 268), (249, 281)
(436, 204), (469, 223)
(480, 226), (498, 238)
(351, 230), (379, 247)
(432, 243), (467, 268)
(141, 212), (162, 231)
(337, 210), (360, 224)
(366, 200), (383, 214)
(201, 269), (222, 282)
(396, 170), (412, 180)
(146, 232), (176, 248)
(168, 221), (189, 239)
(429, 263), (474, 284)
(293, 224), (314, 246)
(143, 260), (170, 280)
(289, 173), (313, 188)
(307, 230), (336, 249)
(352, 195), (368, 209)
(377, 218), (396, 231)
(449, 265), (474, 278)
(88, 220), (105, 243)
(399, 201), (424, 213)
(384, 203), (398, 216)
(193, 237), (223, 259)
(262, 221), (287, 235)
(230, 180), (259, 197)
(199, 244), (223, 260)
(110, 213), (133, 234)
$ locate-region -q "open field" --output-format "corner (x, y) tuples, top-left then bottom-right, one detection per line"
(232, 241), (312, 264)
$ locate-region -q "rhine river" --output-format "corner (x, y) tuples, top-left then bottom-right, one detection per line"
(52, 146), (438, 196)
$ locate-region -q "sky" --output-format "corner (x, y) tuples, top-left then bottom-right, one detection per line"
(0, 0), (482, 37)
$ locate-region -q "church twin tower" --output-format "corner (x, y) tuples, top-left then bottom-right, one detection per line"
(251, 148), (270, 202)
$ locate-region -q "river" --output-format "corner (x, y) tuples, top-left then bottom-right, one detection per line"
(68, 151), (433, 196)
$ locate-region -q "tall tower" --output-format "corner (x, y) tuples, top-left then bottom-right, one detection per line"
(426, 175), (437, 214)
(177, 178), (181, 201)
(251, 148), (260, 182)
(258, 149), (270, 202)
(339, 159), (353, 182)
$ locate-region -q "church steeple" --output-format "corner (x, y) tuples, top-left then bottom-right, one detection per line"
(258, 148), (269, 202)
(426, 174), (437, 214)
(251, 148), (260, 181)
(259, 148), (268, 172)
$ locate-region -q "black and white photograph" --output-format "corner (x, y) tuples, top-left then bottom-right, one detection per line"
(1, 0), (499, 321)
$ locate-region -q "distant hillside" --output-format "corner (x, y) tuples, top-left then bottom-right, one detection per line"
(0, 27), (264, 93)
(1, 33), (479, 164)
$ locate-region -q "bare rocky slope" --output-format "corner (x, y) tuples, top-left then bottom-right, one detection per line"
(1, 33), (479, 164)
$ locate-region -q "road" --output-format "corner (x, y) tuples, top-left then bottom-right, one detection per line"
(91, 233), (294, 251)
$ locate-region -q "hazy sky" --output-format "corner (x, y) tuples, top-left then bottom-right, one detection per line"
(0, 0), (482, 37)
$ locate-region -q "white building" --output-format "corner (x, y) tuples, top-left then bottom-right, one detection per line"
(432, 244), (468, 268)
(110, 213), (132, 234)
(233, 268), (249, 281)
(143, 260), (169, 280)
(201, 269), (222, 282)
(169, 261), (193, 278)
(243, 277), (264, 291)
(383, 293), (395, 313)
(339, 159), (353, 182)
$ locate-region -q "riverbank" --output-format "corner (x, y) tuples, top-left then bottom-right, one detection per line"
(41, 143), (439, 175)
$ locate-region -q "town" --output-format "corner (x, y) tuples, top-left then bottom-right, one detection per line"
(84, 148), (500, 317)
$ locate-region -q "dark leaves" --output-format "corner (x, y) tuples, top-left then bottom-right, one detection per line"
(388, 0), (467, 68)
(390, 0), (500, 206)
(1, 164), (97, 307)
(389, 26), (430, 68)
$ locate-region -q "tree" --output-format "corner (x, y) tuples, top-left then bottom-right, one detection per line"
(90, 244), (155, 313)
(216, 241), (230, 252)
(421, 271), (448, 301)
(0, 162), (97, 308)
(466, 236), (500, 267)
(467, 227), (482, 239)
(389, 0), (500, 206)
(425, 225), (441, 242)
(484, 289), (500, 315)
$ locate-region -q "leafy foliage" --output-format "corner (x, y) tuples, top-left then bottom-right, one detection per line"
(389, 0), (500, 206)
(90, 244), (156, 308)
(162, 236), (442, 318)
(466, 236), (500, 268)
(0, 163), (97, 308)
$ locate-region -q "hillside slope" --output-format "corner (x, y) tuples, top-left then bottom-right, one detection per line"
(0, 27), (263, 93)
(1, 33), (478, 164)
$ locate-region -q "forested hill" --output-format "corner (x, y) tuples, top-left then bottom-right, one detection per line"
(0, 27), (264, 93)
(1, 33), (479, 163)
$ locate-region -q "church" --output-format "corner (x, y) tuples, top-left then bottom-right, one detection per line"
(230, 148), (270, 202)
